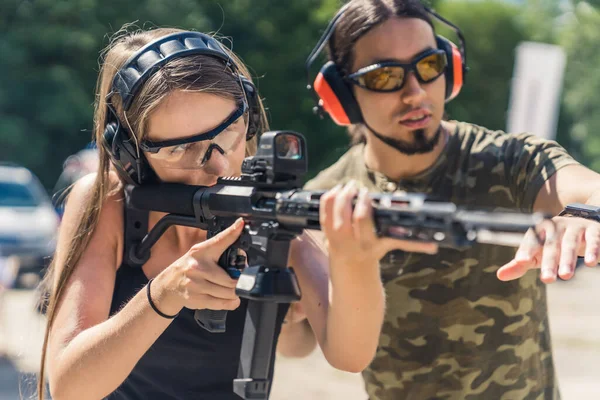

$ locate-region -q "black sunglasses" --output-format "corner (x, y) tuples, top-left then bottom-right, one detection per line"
(346, 49), (448, 92)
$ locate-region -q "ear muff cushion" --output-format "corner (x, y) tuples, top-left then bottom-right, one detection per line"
(102, 122), (119, 158)
(103, 122), (129, 175)
(314, 61), (363, 126)
(436, 35), (464, 101)
(240, 76), (261, 140)
(103, 122), (148, 185)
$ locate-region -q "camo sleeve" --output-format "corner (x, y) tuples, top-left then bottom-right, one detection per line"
(505, 133), (580, 212)
(303, 169), (344, 191)
(302, 145), (373, 191)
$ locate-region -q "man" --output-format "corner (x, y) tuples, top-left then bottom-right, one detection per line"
(277, 0), (600, 399)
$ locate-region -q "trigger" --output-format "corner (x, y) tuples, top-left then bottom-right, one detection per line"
(224, 250), (247, 279)
(235, 254), (247, 265)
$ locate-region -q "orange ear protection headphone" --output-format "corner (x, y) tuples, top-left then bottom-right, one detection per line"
(305, 3), (469, 126)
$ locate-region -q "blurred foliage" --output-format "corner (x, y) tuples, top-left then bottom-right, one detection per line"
(201, 0), (352, 182)
(434, 0), (529, 131)
(515, 0), (600, 167)
(517, 0), (564, 43)
(559, 2), (600, 171)
(0, 0), (216, 187)
(0, 0), (599, 190)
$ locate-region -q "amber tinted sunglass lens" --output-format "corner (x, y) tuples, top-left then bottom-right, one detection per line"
(416, 53), (446, 82)
(360, 66), (405, 91)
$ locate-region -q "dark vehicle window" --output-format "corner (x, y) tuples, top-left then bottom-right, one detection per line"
(0, 182), (41, 207)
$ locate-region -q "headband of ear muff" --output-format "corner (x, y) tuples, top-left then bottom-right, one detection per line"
(102, 31), (262, 185)
(306, 6), (469, 126)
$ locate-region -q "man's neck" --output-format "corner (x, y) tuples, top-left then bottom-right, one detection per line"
(363, 121), (452, 182)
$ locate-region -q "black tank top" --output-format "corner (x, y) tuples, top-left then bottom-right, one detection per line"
(105, 207), (289, 400)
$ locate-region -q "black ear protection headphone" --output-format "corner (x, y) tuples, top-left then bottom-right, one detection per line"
(102, 31), (262, 185)
(305, 3), (469, 126)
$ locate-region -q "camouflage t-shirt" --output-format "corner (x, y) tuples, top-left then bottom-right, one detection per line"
(304, 121), (580, 400)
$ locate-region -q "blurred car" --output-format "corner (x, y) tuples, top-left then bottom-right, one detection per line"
(0, 162), (59, 289)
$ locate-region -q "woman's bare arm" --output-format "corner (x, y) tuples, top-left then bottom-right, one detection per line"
(47, 175), (182, 400)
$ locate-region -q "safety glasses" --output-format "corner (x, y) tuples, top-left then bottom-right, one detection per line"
(140, 102), (248, 169)
(346, 49), (447, 92)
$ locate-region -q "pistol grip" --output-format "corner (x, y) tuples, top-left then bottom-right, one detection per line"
(194, 309), (228, 333)
(194, 246), (245, 333)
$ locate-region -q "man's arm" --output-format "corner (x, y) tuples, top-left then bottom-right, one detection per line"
(277, 228), (386, 372)
(277, 183), (439, 372)
(276, 307), (317, 358)
(533, 164), (600, 214)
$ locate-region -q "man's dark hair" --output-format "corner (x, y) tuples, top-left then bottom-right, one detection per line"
(327, 0), (436, 144)
(329, 0), (435, 75)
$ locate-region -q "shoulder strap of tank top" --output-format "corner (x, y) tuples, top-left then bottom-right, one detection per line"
(122, 189), (150, 268)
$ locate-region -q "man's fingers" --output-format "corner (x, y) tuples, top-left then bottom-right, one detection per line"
(584, 225), (600, 266)
(496, 226), (543, 282)
(332, 181), (358, 235)
(558, 227), (584, 280)
(320, 184), (341, 236)
(540, 222), (562, 283)
(497, 259), (536, 281)
(353, 187), (376, 243)
(514, 228), (543, 262)
(379, 238), (438, 255)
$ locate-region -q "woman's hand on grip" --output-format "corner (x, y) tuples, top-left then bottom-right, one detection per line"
(152, 218), (245, 314)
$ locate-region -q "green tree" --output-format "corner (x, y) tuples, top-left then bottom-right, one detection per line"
(4, 0), (597, 190)
(515, 0), (580, 156)
(517, 0), (564, 43)
(201, 0), (351, 179)
(0, 0), (349, 188)
(559, 2), (600, 171)
(0, 0), (213, 189)
(434, 0), (531, 131)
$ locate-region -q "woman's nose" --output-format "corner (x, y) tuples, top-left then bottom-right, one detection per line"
(201, 147), (230, 176)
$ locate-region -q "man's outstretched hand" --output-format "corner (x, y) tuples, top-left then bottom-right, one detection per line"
(497, 216), (600, 283)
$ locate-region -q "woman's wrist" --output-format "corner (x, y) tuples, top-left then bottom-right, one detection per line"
(147, 278), (179, 318)
(149, 272), (184, 317)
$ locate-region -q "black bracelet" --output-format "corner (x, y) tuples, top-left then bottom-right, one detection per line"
(147, 278), (179, 319)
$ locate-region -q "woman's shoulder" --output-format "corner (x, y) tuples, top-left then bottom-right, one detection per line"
(61, 170), (126, 266)
(67, 170), (125, 219)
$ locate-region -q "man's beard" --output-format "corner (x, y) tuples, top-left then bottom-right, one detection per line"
(365, 123), (443, 155)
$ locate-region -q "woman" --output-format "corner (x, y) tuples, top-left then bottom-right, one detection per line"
(39, 27), (437, 400)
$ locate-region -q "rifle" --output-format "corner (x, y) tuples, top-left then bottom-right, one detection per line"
(124, 130), (549, 400)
